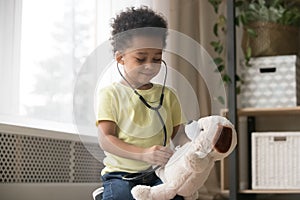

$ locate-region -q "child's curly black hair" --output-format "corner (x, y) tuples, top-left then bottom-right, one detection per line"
(110, 6), (168, 53)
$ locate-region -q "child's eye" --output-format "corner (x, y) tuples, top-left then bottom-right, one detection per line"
(153, 58), (162, 63)
(136, 58), (146, 63)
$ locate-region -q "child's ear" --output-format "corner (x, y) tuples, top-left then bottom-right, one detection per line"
(115, 51), (124, 65)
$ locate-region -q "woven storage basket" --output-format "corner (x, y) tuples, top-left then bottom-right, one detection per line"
(242, 21), (300, 57)
(252, 132), (300, 189)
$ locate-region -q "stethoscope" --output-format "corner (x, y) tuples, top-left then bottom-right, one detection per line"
(116, 60), (168, 181)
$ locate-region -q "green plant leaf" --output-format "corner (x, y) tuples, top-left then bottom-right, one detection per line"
(210, 40), (223, 54)
(218, 15), (227, 27)
(236, 0), (300, 26)
(208, 0), (222, 13)
(236, 85), (241, 94)
(246, 46), (252, 60)
(213, 57), (223, 65)
(235, 74), (241, 82)
(246, 28), (257, 37)
(235, 16), (240, 26)
(210, 41), (216, 47)
(222, 74), (232, 84)
(213, 23), (219, 37)
(210, 40), (220, 48)
(239, 14), (247, 25)
(217, 64), (225, 72)
(235, 1), (244, 8)
(216, 44), (223, 54)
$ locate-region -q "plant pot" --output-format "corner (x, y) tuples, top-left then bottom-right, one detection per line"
(242, 21), (300, 57)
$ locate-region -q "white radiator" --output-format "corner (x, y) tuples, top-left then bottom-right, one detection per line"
(0, 122), (104, 200)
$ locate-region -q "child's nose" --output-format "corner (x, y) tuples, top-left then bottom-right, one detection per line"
(144, 63), (154, 69)
(144, 61), (159, 69)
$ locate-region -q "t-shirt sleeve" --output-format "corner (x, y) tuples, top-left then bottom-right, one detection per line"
(96, 87), (117, 126)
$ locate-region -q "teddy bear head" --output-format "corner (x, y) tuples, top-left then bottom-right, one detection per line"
(185, 115), (237, 160)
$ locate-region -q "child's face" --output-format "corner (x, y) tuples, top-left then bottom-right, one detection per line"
(119, 36), (164, 88)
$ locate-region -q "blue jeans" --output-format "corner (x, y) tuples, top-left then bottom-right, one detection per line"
(101, 172), (184, 200)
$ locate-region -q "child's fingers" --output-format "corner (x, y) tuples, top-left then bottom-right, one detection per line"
(154, 146), (174, 165)
(142, 145), (174, 165)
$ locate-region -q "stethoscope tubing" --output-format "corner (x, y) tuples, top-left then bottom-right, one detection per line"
(116, 60), (168, 181)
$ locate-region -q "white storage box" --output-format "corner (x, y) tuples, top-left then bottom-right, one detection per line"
(252, 132), (300, 189)
(240, 55), (300, 108)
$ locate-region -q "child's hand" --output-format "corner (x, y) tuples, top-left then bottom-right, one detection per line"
(142, 145), (174, 166)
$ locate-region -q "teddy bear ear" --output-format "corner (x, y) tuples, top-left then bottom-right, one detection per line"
(185, 120), (200, 141)
(213, 125), (233, 153)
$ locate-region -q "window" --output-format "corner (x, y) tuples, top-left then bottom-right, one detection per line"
(19, 0), (97, 123)
(0, 0), (152, 133)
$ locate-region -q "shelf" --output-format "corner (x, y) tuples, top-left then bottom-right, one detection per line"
(238, 106), (300, 116)
(240, 189), (300, 194)
(221, 189), (300, 195)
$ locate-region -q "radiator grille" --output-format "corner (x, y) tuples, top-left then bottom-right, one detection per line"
(0, 132), (104, 183)
(73, 141), (103, 183)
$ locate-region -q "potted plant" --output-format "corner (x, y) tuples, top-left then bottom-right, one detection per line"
(236, 0), (300, 61)
(208, 0), (300, 89)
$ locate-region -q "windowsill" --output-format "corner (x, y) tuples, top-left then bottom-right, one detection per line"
(0, 114), (98, 142)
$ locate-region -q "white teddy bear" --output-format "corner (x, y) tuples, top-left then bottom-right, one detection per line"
(131, 115), (237, 200)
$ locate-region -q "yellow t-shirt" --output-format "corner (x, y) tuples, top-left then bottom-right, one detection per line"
(96, 82), (185, 175)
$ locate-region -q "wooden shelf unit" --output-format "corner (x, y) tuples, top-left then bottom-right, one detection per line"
(236, 107), (300, 198)
(240, 189), (300, 194)
(225, 1), (300, 199)
(238, 106), (300, 116)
